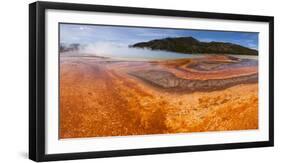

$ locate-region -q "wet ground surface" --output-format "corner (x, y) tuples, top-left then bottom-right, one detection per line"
(59, 55), (258, 139)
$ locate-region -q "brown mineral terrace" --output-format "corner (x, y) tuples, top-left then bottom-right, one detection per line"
(59, 54), (258, 139)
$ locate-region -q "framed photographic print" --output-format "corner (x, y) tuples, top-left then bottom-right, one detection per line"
(29, 1), (274, 162)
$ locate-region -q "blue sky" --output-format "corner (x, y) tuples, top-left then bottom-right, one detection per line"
(60, 23), (258, 50)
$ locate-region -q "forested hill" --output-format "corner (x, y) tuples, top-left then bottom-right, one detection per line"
(130, 37), (258, 55)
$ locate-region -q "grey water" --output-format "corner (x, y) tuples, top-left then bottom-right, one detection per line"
(61, 44), (257, 61)
(72, 44), (200, 60)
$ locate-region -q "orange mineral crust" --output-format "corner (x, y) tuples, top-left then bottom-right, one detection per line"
(59, 55), (258, 139)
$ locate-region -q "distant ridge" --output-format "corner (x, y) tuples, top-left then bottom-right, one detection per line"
(130, 37), (258, 55)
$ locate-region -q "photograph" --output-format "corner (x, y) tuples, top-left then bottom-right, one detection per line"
(29, 1), (274, 161)
(59, 23), (259, 139)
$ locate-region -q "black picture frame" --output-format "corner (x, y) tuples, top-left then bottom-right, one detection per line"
(29, 1), (274, 162)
